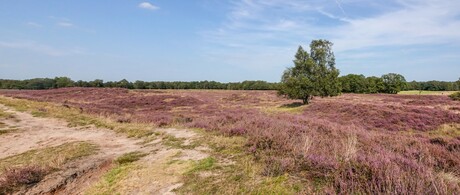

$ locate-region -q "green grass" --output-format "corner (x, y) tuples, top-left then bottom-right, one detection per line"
(85, 163), (138, 195)
(176, 135), (303, 194)
(187, 157), (216, 174)
(0, 96), (154, 138)
(0, 141), (98, 174)
(162, 135), (200, 149)
(114, 151), (147, 165)
(398, 90), (457, 95)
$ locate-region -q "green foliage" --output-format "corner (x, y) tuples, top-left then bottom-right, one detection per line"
(381, 73), (406, 94)
(455, 78), (460, 91)
(54, 77), (74, 88)
(114, 152), (147, 165)
(339, 75), (386, 94)
(406, 80), (459, 91)
(339, 74), (367, 93)
(449, 92), (460, 101)
(187, 157), (216, 174)
(0, 79), (278, 90)
(366, 76), (385, 93)
(278, 40), (341, 104)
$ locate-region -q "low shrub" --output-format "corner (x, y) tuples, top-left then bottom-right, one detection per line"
(449, 92), (460, 101)
(0, 166), (48, 194)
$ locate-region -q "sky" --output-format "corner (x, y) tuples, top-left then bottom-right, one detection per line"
(0, 0), (459, 82)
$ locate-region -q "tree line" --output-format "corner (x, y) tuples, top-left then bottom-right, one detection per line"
(0, 76), (458, 92)
(340, 74), (460, 93)
(278, 39), (460, 104)
(0, 78), (278, 90)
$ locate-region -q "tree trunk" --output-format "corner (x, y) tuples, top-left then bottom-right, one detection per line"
(303, 96), (310, 104)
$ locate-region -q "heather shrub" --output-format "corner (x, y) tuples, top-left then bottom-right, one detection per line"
(0, 166), (48, 194)
(450, 92), (460, 101)
(2, 88), (460, 193)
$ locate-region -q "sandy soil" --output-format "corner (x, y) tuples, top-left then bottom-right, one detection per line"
(0, 103), (209, 195)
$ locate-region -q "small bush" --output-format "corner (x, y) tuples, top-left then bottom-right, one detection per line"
(0, 166), (48, 194)
(449, 92), (460, 101)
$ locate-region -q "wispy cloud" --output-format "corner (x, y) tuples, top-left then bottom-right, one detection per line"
(138, 2), (159, 10)
(331, 0), (460, 51)
(202, 0), (460, 70)
(26, 22), (43, 28)
(57, 22), (74, 27)
(0, 41), (85, 56)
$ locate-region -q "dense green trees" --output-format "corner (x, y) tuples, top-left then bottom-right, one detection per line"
(54, 77), (74, 88)
(0, 78), (278, 90)
(381, 73), (406, 94)
(338, 73), (406, 94)
(278, 40), (341, 104)
(339, 74), (368, 93)
(406, 80), (459, 91)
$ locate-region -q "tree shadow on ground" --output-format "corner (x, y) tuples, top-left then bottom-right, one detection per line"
(279, 102), (304, 108)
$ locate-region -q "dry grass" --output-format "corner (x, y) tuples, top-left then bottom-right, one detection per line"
(399, 90), (457, 95)
(0, 107), (19, 135)
(0, 108), (14, 120)
(0, 141), (98, 173)
(0, 96), (154, 138)
(176, 134), (303, 194)
(86, 150), (191, 195)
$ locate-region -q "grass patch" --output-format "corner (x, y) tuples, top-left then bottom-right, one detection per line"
(0, 96), (153, 138)
(0, 128), (18, 135)
(86, 163), (138, 195)
(449, 92), (460, 101)
(262, 103), (305, 114)
(0, 109), (14, 120)
(398, 90), (457, 95)
(187, 157), (216, 174)
(177, 135), (303, 194)
(162, 135), (200, 149)
(427, 124), (460, 138)
(115, 151), (147, 165)
(87, 150), (191, 195)
(0, 141), (98, 174)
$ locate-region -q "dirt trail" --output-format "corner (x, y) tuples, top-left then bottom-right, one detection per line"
(0, 103), (209, 195)
(0, 104), (142, 159)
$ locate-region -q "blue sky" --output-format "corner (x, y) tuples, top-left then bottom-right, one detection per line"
(0, 0), (459, 82)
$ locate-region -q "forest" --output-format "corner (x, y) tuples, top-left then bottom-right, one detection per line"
(0, 75), (458, 93)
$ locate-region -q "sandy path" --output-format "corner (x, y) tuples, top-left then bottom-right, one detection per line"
(0, 103), (209, 195)
(0, 104), (142, 159)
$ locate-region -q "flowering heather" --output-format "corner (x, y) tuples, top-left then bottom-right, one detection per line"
(1, 88), (459, 193)
(0, 166), (48, 194)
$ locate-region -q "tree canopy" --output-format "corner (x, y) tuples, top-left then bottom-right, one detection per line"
(278, 40), (341, 104)
(381, 73), (406, 94)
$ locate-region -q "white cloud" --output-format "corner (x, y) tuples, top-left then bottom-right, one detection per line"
(205, 0), (460, 53)
(57, 22), (74, 27)
(138, 2), (159, 10)
(0, 41), (84, 56)
(199, 0), (460, 80)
